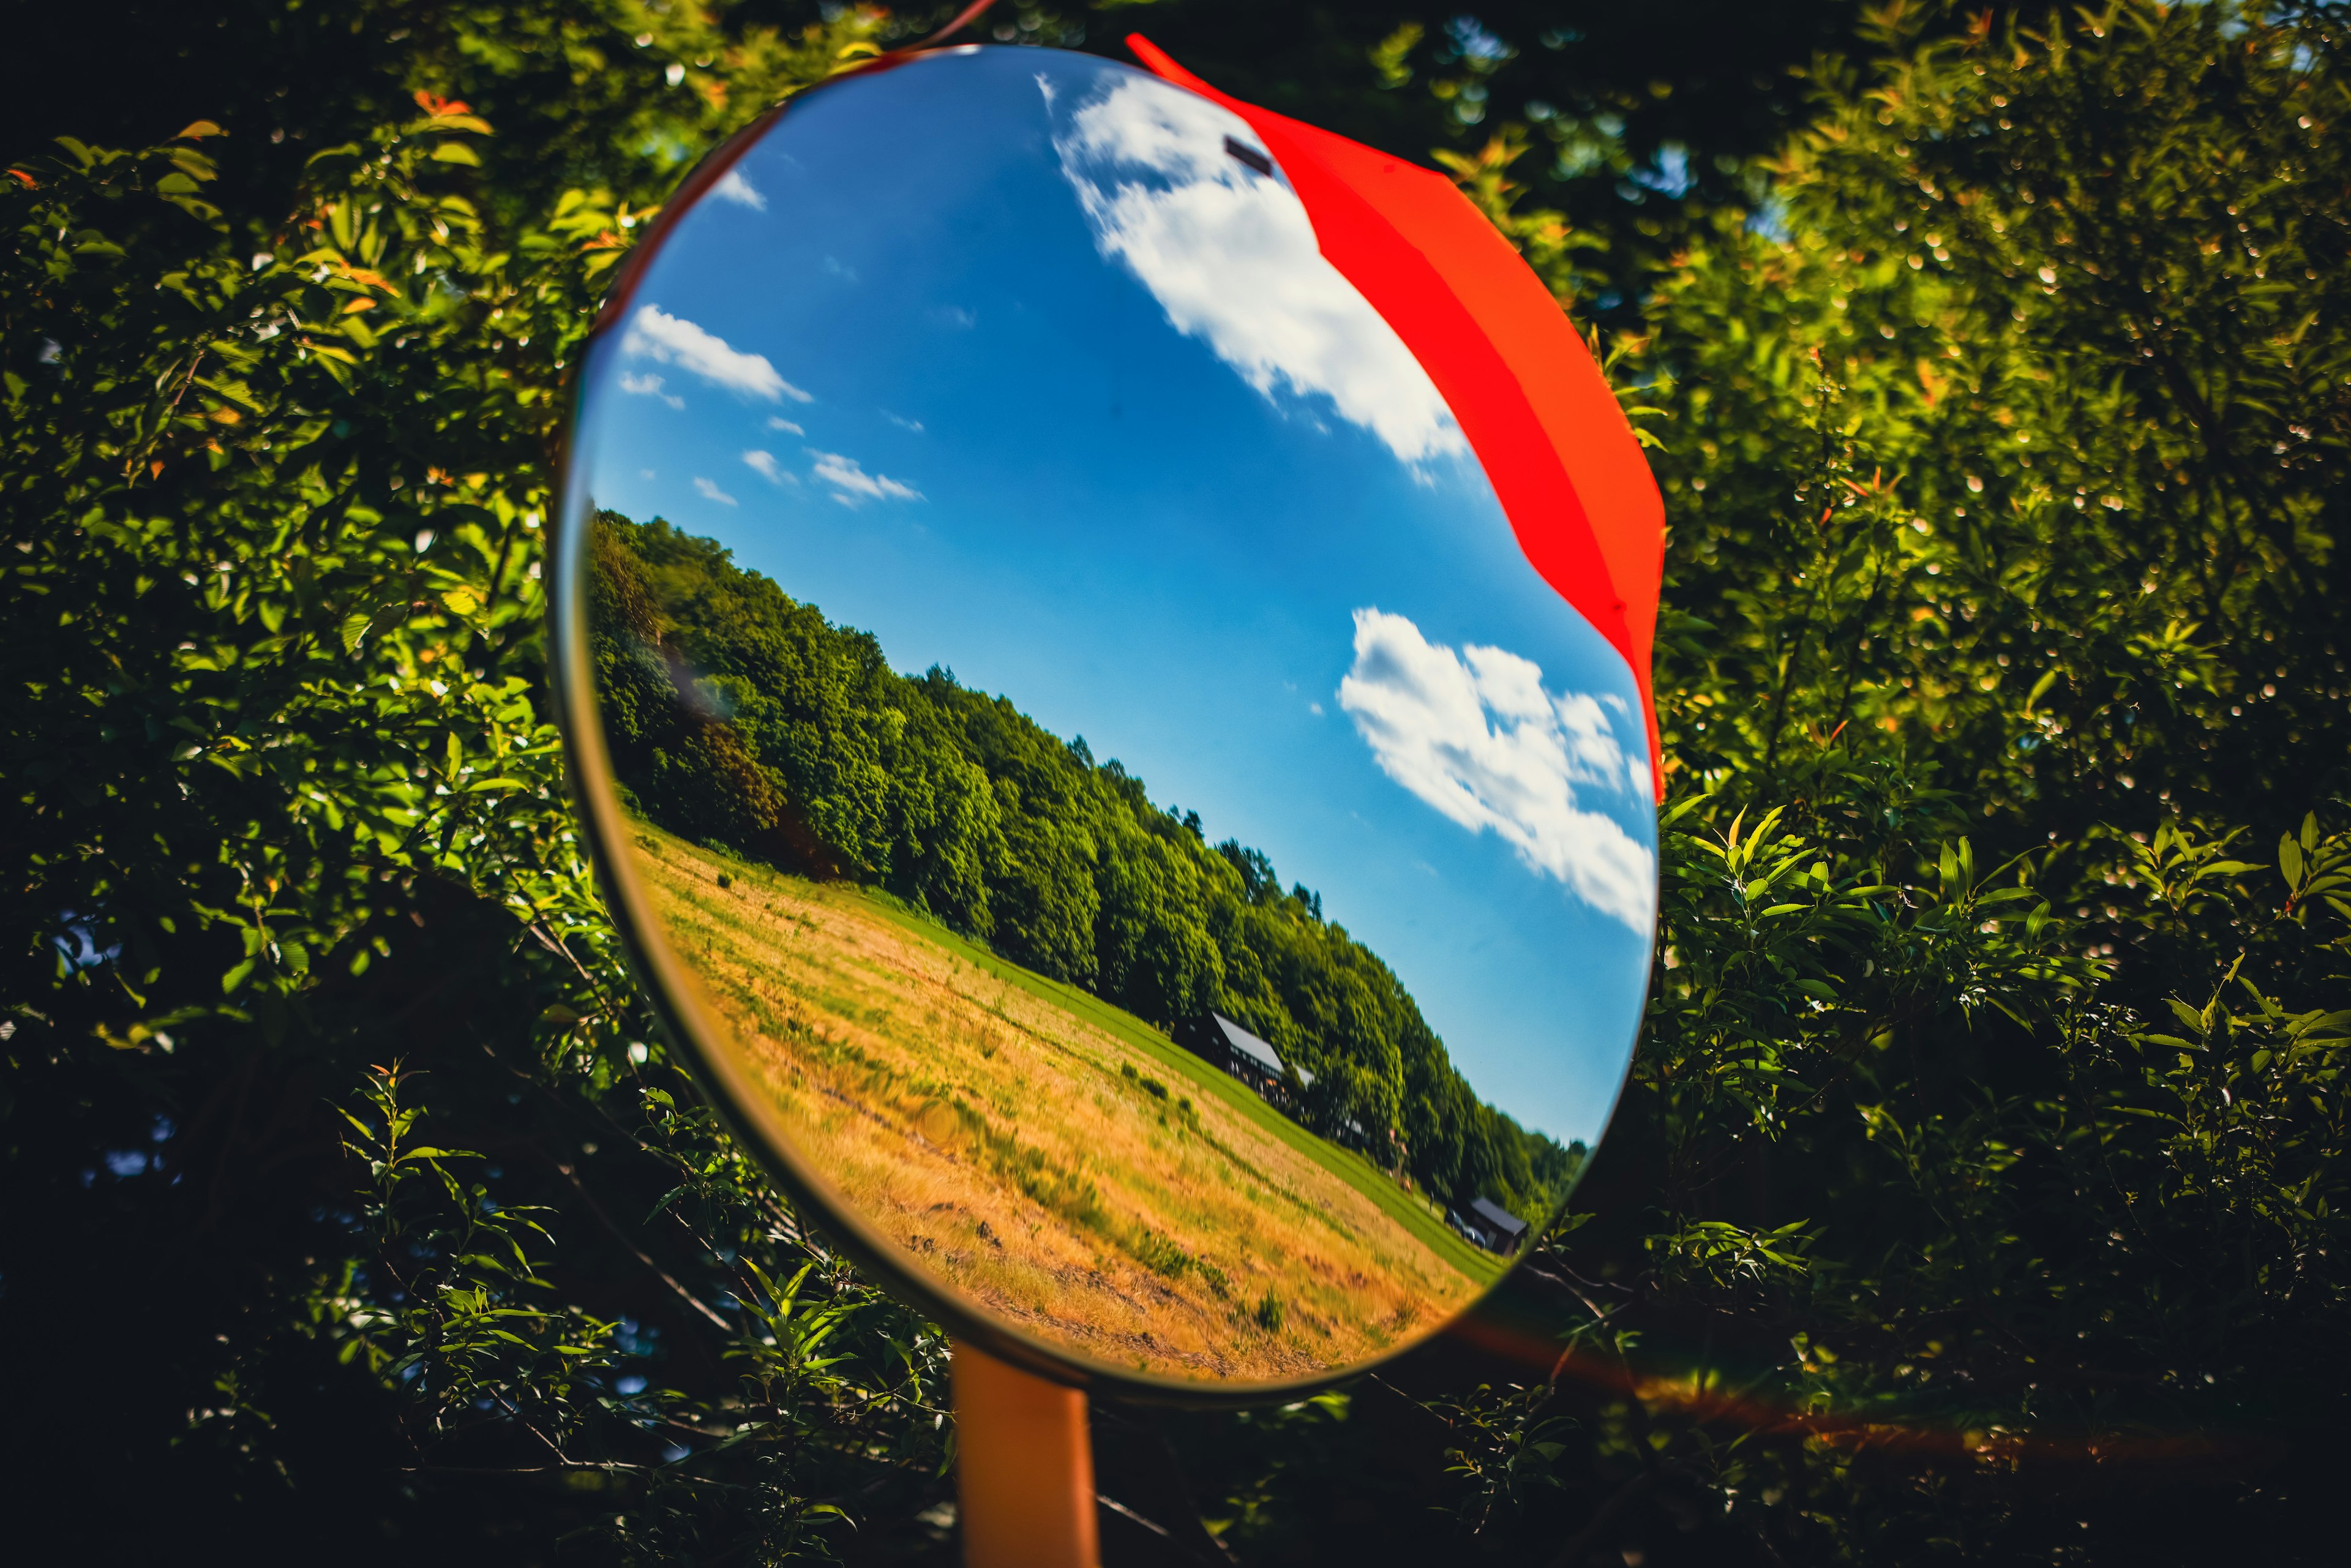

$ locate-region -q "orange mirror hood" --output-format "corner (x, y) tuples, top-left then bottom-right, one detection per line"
(1128, 35), (1667, 799)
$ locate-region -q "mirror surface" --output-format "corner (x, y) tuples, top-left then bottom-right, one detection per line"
(564, 45), (1656, 1386)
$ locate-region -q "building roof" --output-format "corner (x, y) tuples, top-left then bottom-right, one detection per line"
(1209, 1013), (1288, 1077)
(1469, 1197), (1529, 1239)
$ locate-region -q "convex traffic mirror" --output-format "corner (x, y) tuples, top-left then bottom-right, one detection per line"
(554, 39), (1663, 1397)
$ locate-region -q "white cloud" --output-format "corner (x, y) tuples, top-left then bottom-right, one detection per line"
(621, 304), (811, 402)
(1052, 76), (1463, 467)
(1337, 609), (1654, 932)
(693, 476), (739, 507)
(618, 370), (683, 410)
(809, 449), (921, 505)
(766, 416), (804, 435)
(883, 411), (926, 433)
(741, 449), (795, 485)
(709, 167), (767, 211)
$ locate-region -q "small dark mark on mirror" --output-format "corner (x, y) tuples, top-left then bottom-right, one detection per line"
(1224, 136), (1273, 177)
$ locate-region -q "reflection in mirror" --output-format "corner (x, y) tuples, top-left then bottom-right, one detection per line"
(568, 45), (1655, 1385)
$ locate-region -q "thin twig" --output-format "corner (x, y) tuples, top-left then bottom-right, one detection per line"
(554, 1160), (735, 1332)
(125, 344), (207, 482)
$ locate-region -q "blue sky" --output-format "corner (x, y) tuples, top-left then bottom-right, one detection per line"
(574, 47), (1656, 1148)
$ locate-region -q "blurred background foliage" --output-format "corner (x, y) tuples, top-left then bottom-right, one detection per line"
(4, 1), (2348, 1563)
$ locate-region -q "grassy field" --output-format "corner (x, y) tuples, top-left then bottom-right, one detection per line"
(628, 823), (1497, 1381)
(847, 895), (1507, 1287)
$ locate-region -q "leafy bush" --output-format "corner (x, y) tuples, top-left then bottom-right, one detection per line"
(1341, 5), (2351, 1562)
(3, 9), (960, 1560)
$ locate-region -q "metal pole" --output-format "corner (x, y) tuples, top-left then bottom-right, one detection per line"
(952, 1338), (1100, 1568)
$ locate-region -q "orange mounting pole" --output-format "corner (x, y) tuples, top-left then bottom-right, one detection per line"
(952, 1338), (1100, 1568)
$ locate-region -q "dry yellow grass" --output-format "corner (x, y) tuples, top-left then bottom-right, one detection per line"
(628, 827), (1484, 1381)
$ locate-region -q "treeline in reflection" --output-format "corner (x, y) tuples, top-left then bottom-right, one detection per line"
(590, 511), (1578, 1229)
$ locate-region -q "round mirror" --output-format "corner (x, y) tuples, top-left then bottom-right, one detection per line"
(553, 42), (1659, 1395)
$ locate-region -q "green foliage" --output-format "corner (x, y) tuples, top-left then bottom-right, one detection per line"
(3, 11), (958, 1559)
(336, 1061), (619, 1461)
(1337, 5), (2351, 1563)
(7, 2), (2351, 1563)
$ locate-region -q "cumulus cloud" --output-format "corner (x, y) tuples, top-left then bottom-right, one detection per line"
(767, 416), (804, 435)
(618, 370), (683, 410)
(621, 304), (811, 402)
(693, 476), (738, 507)
(1623, 752), (1652, 800)
(883, 411), (926, 433)
(1338, 609), (1654, 932)
(1052, 76), (1462, 467)
(741, 449), (794, 485)
(809, 449), (921, 505)
(709, 167), (766, 210)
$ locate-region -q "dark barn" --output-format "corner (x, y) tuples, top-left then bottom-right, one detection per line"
(1175, 1012), (1312, 1116)
(1459, 1196), (1531, 1255)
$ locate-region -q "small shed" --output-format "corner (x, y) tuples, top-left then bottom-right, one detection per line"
(1465, 1196), (1531, 1255)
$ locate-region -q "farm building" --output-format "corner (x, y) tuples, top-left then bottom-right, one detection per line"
(1175, 1012), (1312, 1114)
(1457, 1196), (1531, 1255)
